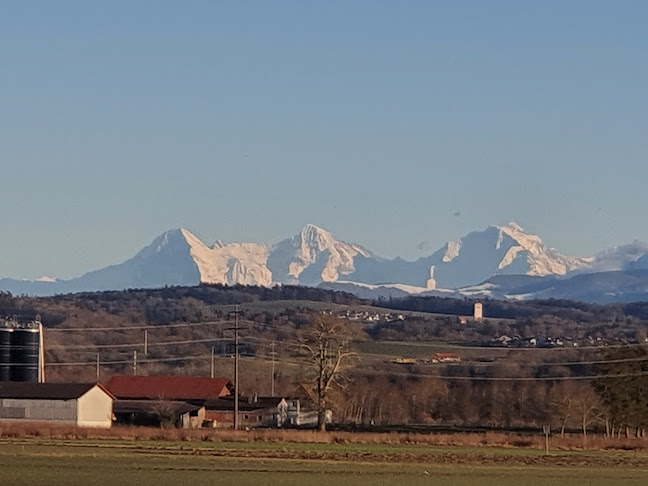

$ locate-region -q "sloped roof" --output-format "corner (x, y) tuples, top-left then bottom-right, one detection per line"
(105, 375), (232, 401)
(291, 384), (316, 402)
(0, 382), (113, 400)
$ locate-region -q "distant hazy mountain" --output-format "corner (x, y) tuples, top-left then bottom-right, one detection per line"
(446, 270), (648, 304)
(4, 222), (648, 302)
(581, 241), (648, 273)
(0, 229), (202, 296)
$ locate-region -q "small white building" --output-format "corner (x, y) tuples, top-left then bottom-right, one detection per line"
(0, 383), (114, 428)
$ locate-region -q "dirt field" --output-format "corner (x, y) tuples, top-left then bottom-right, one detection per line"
(1, 438), (647, 486)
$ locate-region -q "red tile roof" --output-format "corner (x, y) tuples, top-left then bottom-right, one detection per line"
(106, 375), (232, 401)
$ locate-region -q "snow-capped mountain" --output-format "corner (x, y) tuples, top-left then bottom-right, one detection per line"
(4, 222), (648, 302)
(181, 229), (271, 286)
(267, 224), (374, 285)
(346, 223), (591, 289)
(425, 222), (592, 288)
(0, 224), (376, 296)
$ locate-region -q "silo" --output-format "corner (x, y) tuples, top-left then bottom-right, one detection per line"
(0, 327), (12, 381)
(11, 327), (40, 382)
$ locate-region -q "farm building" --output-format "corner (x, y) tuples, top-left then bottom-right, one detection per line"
(0, 383), (114, 428)
(113, 400), (205, 428)
(106, 375), (232, 428)
(105, 375), (233, 403)
(204, 395), (290, 428)
(106, 376), (319, 429)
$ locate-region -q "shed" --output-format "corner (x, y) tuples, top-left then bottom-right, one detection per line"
(204, 396), (289, 428)
(0, 383), (114, 428)
(113, 399), (205, 428)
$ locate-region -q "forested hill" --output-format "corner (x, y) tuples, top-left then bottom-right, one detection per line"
(0, 284), (365, 325)
(376, 295), (648, 322)
(4, 284), (648, 327)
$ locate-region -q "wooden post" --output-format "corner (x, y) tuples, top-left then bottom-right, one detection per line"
(271, 341), (276, 396)
(234, 306), (239, 430)
(211, 346), (215, 378)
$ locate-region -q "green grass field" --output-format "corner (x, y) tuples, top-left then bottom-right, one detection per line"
(1, 438), (647, 486)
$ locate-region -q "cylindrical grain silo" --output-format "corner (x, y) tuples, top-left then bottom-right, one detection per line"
(11, 327), (40, 382)
(0, 327), (12, 381)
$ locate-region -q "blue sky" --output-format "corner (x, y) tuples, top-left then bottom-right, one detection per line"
(2, 1), (647, 279)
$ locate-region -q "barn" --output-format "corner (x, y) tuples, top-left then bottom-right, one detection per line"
(0, 383), (114, 428)
(106, 375), (233, 428)
(105, 375), (233, 402)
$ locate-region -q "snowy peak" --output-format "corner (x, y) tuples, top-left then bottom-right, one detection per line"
(267, 224), (373, 285)
(493, 222), (542, 251)
(131, 224), (374, 288)
(8, 222), (648, 301)
(491, 222), (589, 276)
(498, 222), (532, 239)
(295, 224), (336, 256)
(414, 223), (592, 289)
(442, 240), (462, 262)
(133, 228), (194, 260)
(294, 224), (372, 260)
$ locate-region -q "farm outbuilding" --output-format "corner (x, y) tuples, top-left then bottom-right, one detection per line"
(113, 400), (205, 428)
(0, 383), (114, 428)
(204, 395), (290, 428)
(106, 375), (233, 428)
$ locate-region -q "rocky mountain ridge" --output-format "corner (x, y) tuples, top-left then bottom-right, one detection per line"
(3, 223), (648, 302)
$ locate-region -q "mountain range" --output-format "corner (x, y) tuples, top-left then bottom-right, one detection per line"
(3, 223), (648, 303)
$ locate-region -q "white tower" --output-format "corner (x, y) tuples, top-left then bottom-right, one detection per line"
(474, 302), (483, 321)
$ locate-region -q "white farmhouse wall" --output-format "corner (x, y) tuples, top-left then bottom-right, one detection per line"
(77, 387), (113, 428)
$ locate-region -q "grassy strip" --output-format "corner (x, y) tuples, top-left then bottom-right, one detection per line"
(1, 422), (648, 452)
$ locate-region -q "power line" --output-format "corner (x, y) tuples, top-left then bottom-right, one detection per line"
(44, 318), (648, 352)
(46, 336), (235, 350)
(42, 347), (648, 383)
(44, 332), (308, 352)
(44, 335), (648, 368)
(45, 320), (232, 332)
(350, 367), (648, 382)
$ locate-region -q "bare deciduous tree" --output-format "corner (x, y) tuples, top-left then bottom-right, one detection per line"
(300, 314), (357, 431)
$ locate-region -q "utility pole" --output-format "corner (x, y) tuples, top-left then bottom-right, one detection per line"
(210, 346), (215, 379)
(133, 350), (137, 376)
(37, 320), (46, 383)
(144, 329), (148, 355)
(96, 353), (100, 380)
(270, 341), (276, 396)
(227, 306), (244, 430)
(234, 306), (240, 430)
